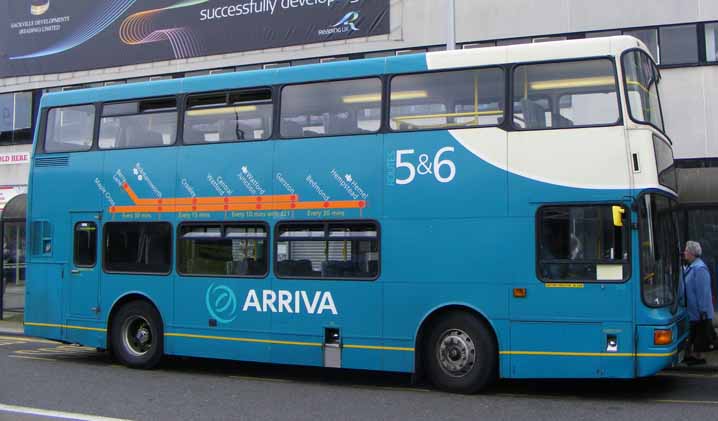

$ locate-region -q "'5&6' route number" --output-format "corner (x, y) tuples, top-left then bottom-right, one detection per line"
(395, 147), (456, 185)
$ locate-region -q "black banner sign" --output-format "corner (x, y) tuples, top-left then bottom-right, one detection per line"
(0, 0), (390, 78)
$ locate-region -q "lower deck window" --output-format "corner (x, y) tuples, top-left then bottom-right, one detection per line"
(275, 221), (379, 279)
(104, 222), (171, 273)
(178, 223), (268, 277)
(537, 205), (629, 281)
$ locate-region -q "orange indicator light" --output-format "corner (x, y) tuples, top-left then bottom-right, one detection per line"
(513, 288), (527, 298)
(654, 329), (672, 345)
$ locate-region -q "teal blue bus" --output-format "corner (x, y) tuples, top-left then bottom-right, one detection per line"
(25, 36), (686, 393)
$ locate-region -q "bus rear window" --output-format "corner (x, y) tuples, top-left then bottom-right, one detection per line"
(99, 98), (177, 149)
(44, 105), (95, 153)
(390, 68), (504, 131)
(280, 78), (381, 138)
(184, 89), (272, 144)
(513, 59), (620, 130)
(275, 221), (379, 279)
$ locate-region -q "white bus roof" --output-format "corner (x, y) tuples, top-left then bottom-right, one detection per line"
(427, 36), (651, 70)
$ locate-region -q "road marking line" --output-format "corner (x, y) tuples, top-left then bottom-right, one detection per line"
(655, 399), (718, 405)
(8, 355), (58, 362)
(0, 403), (132, 421)
(0, 335), (57, 344)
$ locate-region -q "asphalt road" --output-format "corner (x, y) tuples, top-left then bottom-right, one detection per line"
(1, 334), (718, 421)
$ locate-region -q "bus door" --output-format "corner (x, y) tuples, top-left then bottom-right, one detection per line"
(509, 204), (634, 378)
(67, 212), (102, 319)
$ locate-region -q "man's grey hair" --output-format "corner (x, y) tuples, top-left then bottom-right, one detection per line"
(686, 241), (702, 257)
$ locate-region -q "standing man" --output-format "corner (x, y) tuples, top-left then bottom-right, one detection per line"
(684, 241), (715, 365)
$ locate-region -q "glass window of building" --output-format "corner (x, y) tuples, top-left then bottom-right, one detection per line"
(706, 23), (718, 62)
(0, 92), (33, 145)
(99, 98), (177, 149)
(44, 104), (95, 153)
(586, 30), (621, 38)
(462, 42), (496, 49)
(497, 38), (531, 46)
(533, 36), (567, 43)
(513, 59), (619, 129)
(623, 29), (659, 62)
(659, 25), (698, 65)
(280, 78), (382, 138)
(184, 89), (272, 144)
(390, 68), (504, 131)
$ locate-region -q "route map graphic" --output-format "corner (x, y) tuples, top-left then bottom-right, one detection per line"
(109, 181), (367, 214)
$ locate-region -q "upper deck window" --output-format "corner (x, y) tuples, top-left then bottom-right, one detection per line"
(99, 98), (177, 149)
(184, 89), (272, 144)
(513, 59), (620, 130)
(280, 78), (381, 138)
(622, 50), (665, 133)
(390, 68), (504, 131)
(44, 104), (95, 153)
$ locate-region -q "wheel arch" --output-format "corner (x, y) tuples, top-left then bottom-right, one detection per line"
(105, 292), (164, 351)
(413, 304), (500, 378)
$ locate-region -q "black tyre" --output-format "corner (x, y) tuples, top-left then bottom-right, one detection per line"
(424, 312), (497, 394)
(110, 300), (164, 369)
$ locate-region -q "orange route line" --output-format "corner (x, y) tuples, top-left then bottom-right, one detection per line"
(110, 201), (366, 214)
(114, 182), (366, 214)
(121, 182), (298, 205)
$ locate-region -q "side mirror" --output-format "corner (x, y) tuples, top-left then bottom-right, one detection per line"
(612, 206), (625, 227)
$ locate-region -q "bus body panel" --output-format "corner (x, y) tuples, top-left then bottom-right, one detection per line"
(25, 37), (687, 383)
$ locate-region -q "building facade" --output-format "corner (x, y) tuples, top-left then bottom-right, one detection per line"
(1, 0), (718, 294)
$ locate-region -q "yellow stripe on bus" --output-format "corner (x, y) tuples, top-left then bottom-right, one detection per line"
(500, 350), (677, 358)
(167, 332), (414, 351)
(24, 322), (106, 332)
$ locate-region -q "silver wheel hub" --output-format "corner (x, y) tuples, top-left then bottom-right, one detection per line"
(437, 329), (476, 378)
(122, 315), (153, 357)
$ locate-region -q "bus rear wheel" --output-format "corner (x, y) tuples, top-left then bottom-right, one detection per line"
(110, 300), (164, 369)
(424, 312), (497, 394)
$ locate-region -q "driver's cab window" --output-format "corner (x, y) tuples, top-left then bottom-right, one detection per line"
(537, 205), (629, 282)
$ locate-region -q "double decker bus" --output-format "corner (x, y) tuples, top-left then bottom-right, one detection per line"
(25, 36), (684, 393)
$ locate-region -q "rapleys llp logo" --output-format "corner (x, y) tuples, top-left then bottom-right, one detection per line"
(318, 11), (359, 36)
(206, 283), (238, 324)
(30, 0), (51, 16)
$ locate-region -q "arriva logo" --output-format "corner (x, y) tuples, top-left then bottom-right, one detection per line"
(318, 11), (359, 35)
(206, 284), (238, 324)
(243, 289), (338, 315)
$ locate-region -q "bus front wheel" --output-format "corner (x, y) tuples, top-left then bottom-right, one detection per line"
(424, 312), (497, 394)
(110, 300), (164, 369)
